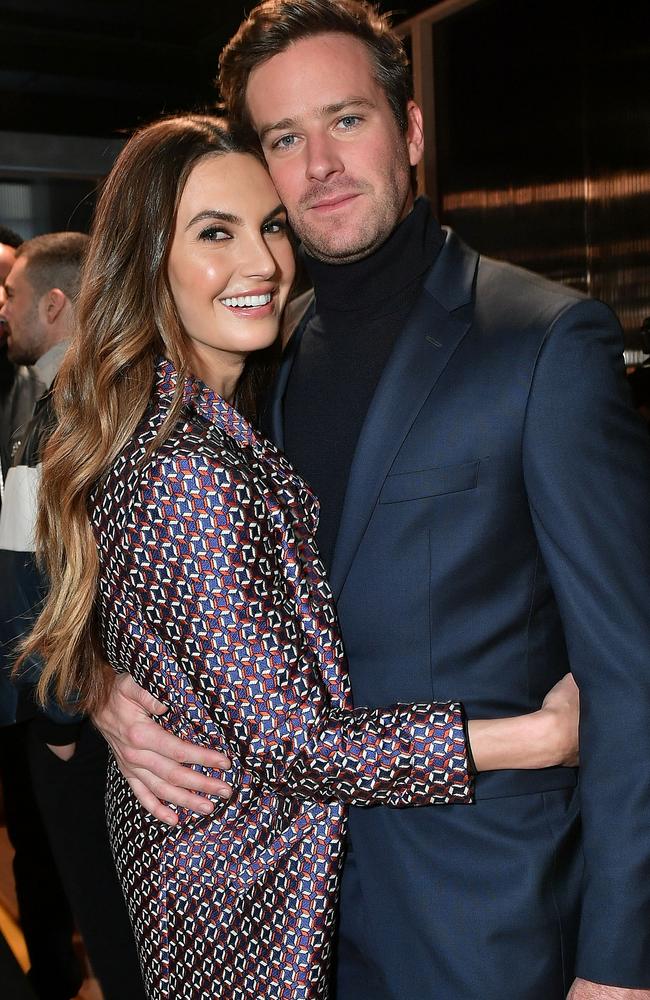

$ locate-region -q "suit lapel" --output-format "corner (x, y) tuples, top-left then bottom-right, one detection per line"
(267, 297), (315, 448)
(329, 230), (479, 599)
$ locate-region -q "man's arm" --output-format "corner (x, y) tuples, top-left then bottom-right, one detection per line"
(523, 298), (650, 990)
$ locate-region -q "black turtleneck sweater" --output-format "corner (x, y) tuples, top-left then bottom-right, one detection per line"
(283, 197), (446, 572)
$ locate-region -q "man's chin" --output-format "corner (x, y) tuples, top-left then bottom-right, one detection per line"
(299, 225), (385, 265)
(6, 347), (29, 367)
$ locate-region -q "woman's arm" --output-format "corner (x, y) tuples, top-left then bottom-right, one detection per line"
(93, 669), (578, 823)
(95, 452), (577, 819)
(469, 672), (579, 771)
(117, 453), (470, 809)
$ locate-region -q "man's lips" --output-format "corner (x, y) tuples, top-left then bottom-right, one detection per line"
(307, 192), (361, 213)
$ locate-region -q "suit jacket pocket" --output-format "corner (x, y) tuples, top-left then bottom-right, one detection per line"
(379, 460), (480, 504)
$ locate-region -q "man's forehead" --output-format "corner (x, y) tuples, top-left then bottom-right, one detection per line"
(246, 32), (378, 127)
(5, 255), (33, 292)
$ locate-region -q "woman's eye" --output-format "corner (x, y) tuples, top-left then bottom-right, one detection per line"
(198, 226), (230, 242)
(262, 219), (287, 235)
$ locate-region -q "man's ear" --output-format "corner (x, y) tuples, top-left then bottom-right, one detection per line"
(406, 100), (425, 168)
(42, 287), (67, 324)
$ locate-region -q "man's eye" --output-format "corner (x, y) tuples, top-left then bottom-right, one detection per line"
(198, 227), (230, 242)
(337, 115), (362, 129)
(273, 134), (297, 150)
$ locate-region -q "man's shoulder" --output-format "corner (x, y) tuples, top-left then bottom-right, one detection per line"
(281, 289), (315, 347)
(423, 230), (621, 365)
(475, 254), (621, 349)
(452, 233), (608, 335)
(476, 251), (587, 312)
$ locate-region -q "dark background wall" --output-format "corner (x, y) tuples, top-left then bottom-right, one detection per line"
(1, 0), (648, 345)
(430, 0), (649, 345)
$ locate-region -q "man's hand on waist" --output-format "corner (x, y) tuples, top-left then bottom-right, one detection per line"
(92, 672), (232, 825)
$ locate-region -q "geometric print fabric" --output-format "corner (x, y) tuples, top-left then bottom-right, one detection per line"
(92, 359), (472, 998)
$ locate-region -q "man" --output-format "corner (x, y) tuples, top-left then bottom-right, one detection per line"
(0, 232), (145, 999)
(0, 225), (40, 497)
(94, 2), (650, 998)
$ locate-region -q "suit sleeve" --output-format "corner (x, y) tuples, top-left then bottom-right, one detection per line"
(121, 455), (472, 810)
(522, 298), (650, 987)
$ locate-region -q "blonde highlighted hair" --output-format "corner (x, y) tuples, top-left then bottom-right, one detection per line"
(20, 114), (277, 713)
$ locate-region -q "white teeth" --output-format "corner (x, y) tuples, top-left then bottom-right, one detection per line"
(222, 293), (272, 308)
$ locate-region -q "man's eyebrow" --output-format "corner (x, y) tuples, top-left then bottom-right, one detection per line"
(258, 98), (375, 142)
(185, 210), (242, 231)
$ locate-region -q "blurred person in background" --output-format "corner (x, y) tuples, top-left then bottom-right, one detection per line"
(0, 232), (144, 1000)
(0, 225), (40, 501)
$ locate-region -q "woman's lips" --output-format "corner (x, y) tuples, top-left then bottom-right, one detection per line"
(219, 290), (276, 319)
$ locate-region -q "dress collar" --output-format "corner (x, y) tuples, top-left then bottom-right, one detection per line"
(153, 357), (257, 449)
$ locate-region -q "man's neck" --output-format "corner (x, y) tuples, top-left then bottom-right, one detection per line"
(33, 339), (69, 389)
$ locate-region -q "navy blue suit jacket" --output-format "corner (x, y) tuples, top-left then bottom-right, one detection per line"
(270, 230), (650, 999)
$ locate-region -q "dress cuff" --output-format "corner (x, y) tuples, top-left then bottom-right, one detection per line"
(400, 701), (475, 805)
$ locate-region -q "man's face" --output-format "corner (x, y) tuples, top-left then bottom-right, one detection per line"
(245, 32), (424, 264)
(0, 255), (45, 365)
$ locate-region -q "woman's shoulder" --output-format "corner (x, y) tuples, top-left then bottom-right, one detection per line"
(100, 409), (247, 507)
(138, 421), (250, 494)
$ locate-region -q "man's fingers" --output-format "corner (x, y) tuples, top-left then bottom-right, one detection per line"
(137, 773), (230, 816)
(116, 671), (169, 717)
(155, 757), (233, 797)
(127, 776), (180, 826)
(95, 672), (233, 821)
(118, 722), (231, 772)
(120, 750), (234, 798)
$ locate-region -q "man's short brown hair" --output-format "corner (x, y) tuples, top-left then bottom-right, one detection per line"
(218, 0), (412, 132)
(16, 231), (88, 302)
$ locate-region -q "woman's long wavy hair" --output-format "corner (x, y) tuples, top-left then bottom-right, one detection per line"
(20, 114), (280, 713)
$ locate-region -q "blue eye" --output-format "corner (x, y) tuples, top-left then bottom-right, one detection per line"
(273, 134), (297, 150)
(337, 115), (362, 129)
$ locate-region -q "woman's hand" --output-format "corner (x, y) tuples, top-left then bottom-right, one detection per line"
(539, 672), (580, 766)
(467, 672), (580, 772)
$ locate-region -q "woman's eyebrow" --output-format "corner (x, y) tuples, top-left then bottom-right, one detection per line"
(262, 204), (286, 224)
(185, 210), (242, 231)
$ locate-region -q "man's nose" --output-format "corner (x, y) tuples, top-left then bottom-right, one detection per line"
(305, 134), (344, 183)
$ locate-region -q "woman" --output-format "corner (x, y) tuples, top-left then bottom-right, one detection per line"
(22, 115), (577, 999)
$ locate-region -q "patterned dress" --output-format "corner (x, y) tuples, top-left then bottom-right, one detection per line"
(91, 359), (472, 999)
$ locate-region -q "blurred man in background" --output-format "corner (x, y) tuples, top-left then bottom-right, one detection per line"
(0, 232), (144, 1000)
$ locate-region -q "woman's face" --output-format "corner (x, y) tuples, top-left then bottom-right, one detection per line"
(167, 151), (295, 396)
